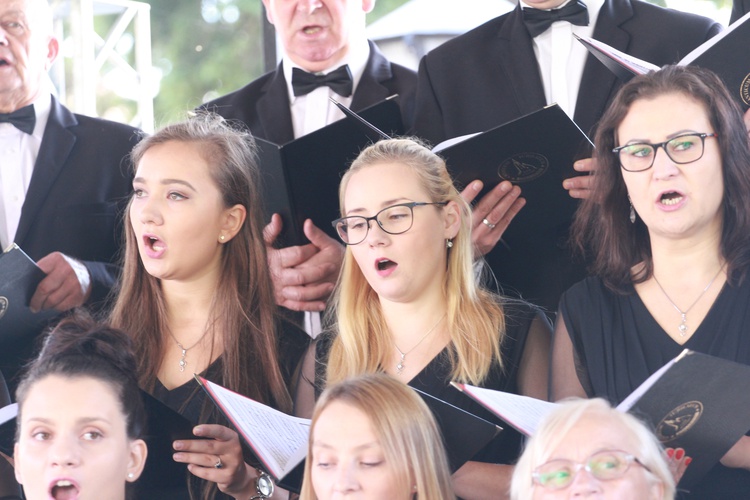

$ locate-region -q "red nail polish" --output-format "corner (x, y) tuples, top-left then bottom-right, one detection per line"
(666, 449), (674, 458)
(675, 449), (684, 460)
(685, 457), (692, 466)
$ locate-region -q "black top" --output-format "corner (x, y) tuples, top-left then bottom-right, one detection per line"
(315, 299), (551, 466)
(560, 276), (750, 499)
(145, 319), (310, 500)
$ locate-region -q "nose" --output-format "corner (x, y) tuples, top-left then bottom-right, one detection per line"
(297, 0), (323, 15)
(49, 435), (81, 469)
(651, 145), (680, 180)
(567, 468), (603, 497)
(132, 194), (163, 226)
(332, 462), (359, 494)
(364, 219), (389, 247)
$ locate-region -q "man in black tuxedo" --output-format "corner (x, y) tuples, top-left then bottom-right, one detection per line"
(412, 0), (721, 312)
(0, 0), (138, 385)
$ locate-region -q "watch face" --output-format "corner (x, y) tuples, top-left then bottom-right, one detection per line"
(258, 474), (274, 496)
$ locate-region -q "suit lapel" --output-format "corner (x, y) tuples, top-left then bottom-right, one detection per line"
(497, 5), (547, 117)
(574, 0), (634, 136)
(256, 64), (295, 145)
(15, 96), (77, 246)
(350, 41), (393, 111)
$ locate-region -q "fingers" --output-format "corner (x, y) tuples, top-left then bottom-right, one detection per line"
(303, 219), (342, 251)
(263, 213), (283, 246)
(467, 181), (525, 258)
(563, 158), (596, 200)
(270, 243), (320, 276)
(30, 253), (89, 312)
(173, 426), (247, 486)
(665, 447), (691, 484)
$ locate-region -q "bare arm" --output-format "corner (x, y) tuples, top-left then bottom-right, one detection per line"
(452, 462), (513, 500)
(550, 310), (588, 401)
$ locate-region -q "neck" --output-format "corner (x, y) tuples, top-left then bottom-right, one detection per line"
(379, 293), (448, 346)
(648, 227), (723, 284)
(0, 87), (41, 114)
(161, 276), (219, 337)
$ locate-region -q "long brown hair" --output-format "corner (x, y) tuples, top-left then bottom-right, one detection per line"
(572, 65), (750, 292)
(110, 113), (291, 412)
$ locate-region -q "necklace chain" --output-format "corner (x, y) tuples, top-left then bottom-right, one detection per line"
(394, 314), (446, 375)
(652, 266), (723, 337)
(168, 329), (210, 373)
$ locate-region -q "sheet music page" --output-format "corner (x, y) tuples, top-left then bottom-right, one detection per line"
(205, 379), (310, 478)
(460, 384), (557, 436)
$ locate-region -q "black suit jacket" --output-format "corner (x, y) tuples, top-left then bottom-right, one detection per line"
(731, 0), (750, 24)
(411, 0), (721, 313)
(6, 96), (139, 387)
(203, 41), (417, 144)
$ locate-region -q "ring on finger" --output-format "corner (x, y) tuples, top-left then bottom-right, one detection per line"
(214, 456), (223, 469)
(482, 218), (496, 230)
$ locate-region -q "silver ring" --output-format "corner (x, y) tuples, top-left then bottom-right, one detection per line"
(214, 457), (223, 469)
(482, 218), (496, 230)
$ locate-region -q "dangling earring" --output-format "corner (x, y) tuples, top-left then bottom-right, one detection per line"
(446, 238), (453, 248)
(629, 202), (636, 224)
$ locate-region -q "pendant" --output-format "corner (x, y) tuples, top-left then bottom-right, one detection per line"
(678, 314), (688, 337)
(178, 345), (187, 372)
(396, 353), (405, 374)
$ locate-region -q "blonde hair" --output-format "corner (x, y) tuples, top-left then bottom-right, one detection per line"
(325, 138), (506, 385)
(511, 398), (675, 500)
(299, 373), (456, 500)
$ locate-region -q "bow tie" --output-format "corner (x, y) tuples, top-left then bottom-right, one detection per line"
(291, 64), (353, 97)
(0, 104), (36, 134)
(522, 0), (589, 38)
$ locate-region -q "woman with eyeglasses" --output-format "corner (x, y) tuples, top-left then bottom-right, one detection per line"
(511, 398), (674, 499)
(551, 65), (750, 497)
(296, 138), (552, 499)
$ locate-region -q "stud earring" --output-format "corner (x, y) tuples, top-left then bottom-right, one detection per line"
(446, 239), (453, 248)
(219, 234), (226, 241)
(127, 472), (134, 480)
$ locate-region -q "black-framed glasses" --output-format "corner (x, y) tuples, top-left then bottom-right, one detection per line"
(331, 201), (448, 245)
(532, 449), (652, 490)
(613, 132), (718, 172)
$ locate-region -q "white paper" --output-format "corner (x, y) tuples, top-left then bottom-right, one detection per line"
(204, 380), (310, 478)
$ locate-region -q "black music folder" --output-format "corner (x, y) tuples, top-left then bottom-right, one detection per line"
(616, 350), (750, 489)
(434, 104), (592, 308)
(255, 96), (404, 247)
(0, 244), (57, 340)
(575, 11), (750, 110)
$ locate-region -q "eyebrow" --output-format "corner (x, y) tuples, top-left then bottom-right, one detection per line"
(622, 129), (701, 145)
(25, 416), (113, 426)
(132, 177), (197, 192)
(312, 441), (380, 452)
(346, 198), (412, 216)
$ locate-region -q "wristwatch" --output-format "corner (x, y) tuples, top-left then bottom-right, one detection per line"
(250, 470), (274, 499)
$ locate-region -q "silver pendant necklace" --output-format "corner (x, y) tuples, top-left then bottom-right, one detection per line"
(168, 330), (209, 372)
(652, 266), (723, 337)
(394, 314), (446, 375)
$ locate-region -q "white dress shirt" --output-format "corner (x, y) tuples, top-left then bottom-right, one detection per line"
(520, 0), (605, 117)
(0, 93), (52, 249)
